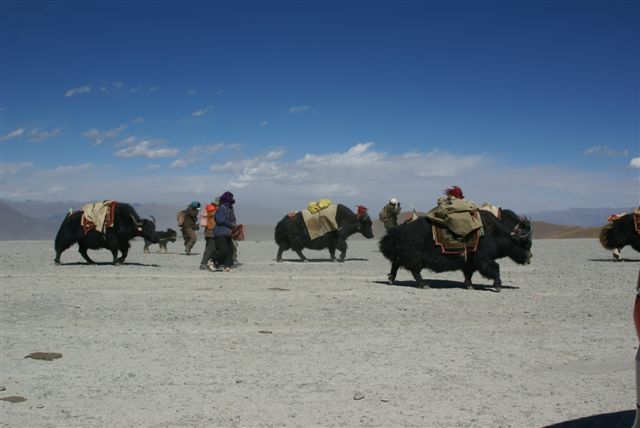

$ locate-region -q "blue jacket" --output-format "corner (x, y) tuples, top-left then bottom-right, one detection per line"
(213, 204), (236, 237)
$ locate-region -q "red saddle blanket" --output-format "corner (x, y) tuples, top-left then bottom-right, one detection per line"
(432, 224), (481, 256)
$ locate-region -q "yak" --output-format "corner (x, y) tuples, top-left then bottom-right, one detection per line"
(379, 210), (532, 291)
(54, 202), (158, 265)
(143, 216), (177, 253)
(275, 204), (374, 262)
(599, 212), (640, 260)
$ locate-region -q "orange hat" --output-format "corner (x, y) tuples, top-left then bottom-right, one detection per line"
(206, 203), (216, 213)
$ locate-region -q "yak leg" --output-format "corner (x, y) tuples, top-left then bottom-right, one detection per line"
(387, 263), (401, 285)
(78, 245), (96, 264)
(327, 243), (337, 262)
(116, 244), (129, 264)
(276, 246), (286, 262)
(336, 240), (347, 262)
(477, 259), (501, 292)
(613, 248), (621, 261)
(411, 269), (429, 289)
(462, 265), (475, 290)
(292, 246), (308, 262)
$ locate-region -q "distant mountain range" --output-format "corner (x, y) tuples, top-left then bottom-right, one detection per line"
(0, 199), (632, 241)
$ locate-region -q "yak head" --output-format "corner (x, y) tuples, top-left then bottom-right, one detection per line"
(356, 206), (374, 239)
(510, 216), (533, 264)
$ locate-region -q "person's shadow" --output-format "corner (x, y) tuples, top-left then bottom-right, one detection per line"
(544, 409), (634, 427)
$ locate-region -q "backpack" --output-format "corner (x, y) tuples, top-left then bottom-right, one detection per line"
(177, 210), (186, 227)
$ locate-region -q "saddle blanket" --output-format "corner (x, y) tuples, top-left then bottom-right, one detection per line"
(81, 200), (116, 235)
(432, 224), (481, 257)
(301, 204), (339, 240)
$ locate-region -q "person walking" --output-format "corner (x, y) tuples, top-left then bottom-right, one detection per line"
(199, 202), (218, 271)
(213, 191), (237, 272)
(379, 198), (402, 230)
(181, 201), (200, 255)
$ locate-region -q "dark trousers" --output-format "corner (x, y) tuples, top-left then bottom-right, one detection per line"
(214, 235), (234, 268)
(200, 237), (216, 266)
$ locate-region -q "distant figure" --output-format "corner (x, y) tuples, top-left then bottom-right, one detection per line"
(213, 191), (237, 272)
(199, 201), (218, 271)
(379, 198), (402, 230)
(181, 201), (201, 255)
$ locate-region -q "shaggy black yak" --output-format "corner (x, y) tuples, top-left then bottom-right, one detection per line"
(599, 211), (640, 260)
(54, 202), (158, 265)
(379, 210), (532, 291)
(275, 204), (374, 262)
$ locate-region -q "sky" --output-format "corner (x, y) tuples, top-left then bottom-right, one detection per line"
(0, 1), (638, 217)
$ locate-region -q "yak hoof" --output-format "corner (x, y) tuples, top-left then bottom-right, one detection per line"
(419, 282), (430, 289)
(493, 281), (502, 292)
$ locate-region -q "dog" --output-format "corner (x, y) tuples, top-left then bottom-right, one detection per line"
(144, 228), (178, 253)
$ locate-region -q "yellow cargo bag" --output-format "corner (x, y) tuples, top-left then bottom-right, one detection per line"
(307, 198), (332, 214)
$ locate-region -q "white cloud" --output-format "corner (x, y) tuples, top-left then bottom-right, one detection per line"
(630, 158), (640, 169)
(583, 146), (629, 157)
(36, 163), (93, 177)
(83, 124), (127, 145)
(2, 143), (637, 218)
(170, 144), (226, 168)
(132, 117), (144, 124)
(0, 162), (33, 175)
(260, 121), (268, 128)
(192, 107), (211, 117)
(0, 128), (25, 142)
(114, 139), (178, 158)
(65, 85), (91, 97)
(27, 128), (62, 143)
(186, 89), (198, 96)
(289, 106), (311, 113)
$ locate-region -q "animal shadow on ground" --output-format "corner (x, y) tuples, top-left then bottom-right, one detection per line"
(588, 258), (640, 263)
(57, 261), (160, 267)
(544, 409), (634, 428)
(276, 258), (369, 263)
(370, 279), (518, 292)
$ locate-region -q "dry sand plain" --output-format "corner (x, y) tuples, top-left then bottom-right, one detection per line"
(1, 237), (639, 427)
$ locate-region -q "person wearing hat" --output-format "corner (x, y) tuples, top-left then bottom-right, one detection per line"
(181, 201), (201, 255)
(212, 191), (237, 272)
(379, 198), (402, 231)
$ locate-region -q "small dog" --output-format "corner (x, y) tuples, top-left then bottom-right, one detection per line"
(144, 228), (178, 253)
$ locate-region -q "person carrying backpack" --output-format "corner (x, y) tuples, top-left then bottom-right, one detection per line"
(181, 201), (200, 255)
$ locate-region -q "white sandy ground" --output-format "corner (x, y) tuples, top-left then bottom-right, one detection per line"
(0, 237), (638, 427)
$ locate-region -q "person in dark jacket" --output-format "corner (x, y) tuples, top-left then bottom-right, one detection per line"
(199, 202), (218, 271)
(182, 201), (200, 255)
(213, 191), (236, 272)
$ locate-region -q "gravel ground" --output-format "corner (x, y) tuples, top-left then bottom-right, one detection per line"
(0, 238), (638, 427)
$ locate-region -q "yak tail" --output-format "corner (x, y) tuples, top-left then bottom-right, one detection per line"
(599, 223), (621, 250)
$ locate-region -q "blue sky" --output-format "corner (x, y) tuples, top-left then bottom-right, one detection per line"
(1, 1), (638, 215)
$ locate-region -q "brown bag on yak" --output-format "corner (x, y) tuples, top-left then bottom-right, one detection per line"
(177, 210), (186, 227)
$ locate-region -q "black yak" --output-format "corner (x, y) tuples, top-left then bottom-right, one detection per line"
(275, 204), (374, 262)
(143, 216), (177, 253)
(379, 210), (532, 291)
(54, 202), (158, 265)
(599, 211), (640, 260)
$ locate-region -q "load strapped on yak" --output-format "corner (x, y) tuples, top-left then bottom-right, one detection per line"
(425, 187), (483, 238)
(307, 198), (332, 214)
(302, 198), (338, 240)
